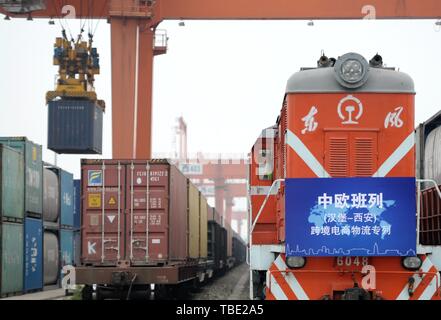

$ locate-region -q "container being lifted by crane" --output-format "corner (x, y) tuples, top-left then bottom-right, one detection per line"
(46, 29), (105, 155)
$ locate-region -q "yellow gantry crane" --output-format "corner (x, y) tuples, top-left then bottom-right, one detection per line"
(46, 30), (105, 110)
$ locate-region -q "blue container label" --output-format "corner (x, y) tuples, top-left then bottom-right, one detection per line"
(24, 218), (43, 291)
(285, 177), (417, 257)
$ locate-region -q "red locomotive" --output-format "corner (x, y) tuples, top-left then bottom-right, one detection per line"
(249, 53), (441, 300)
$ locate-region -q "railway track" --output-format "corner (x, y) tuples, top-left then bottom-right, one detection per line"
(49, 263), (249, 300)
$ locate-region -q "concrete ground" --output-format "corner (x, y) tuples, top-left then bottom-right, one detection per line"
(0, 288), (68, 300)
(191, 263), (250, 300)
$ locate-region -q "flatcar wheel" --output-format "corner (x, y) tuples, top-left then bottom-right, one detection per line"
(81, 285), (93, 300)
(190, 278), (202, 293)
(173, 284), (191, 300)
(95, 287), (104, 300)
(155, 285), (168, 300)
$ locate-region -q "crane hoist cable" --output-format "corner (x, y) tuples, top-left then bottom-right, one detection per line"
(91, 0), (108, 37)
(51, 0), (66, 36)
(87, 0), (94, 36)
(51, 0), (74, 42)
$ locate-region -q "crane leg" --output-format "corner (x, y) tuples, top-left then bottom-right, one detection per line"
(111, 18), (154, 159)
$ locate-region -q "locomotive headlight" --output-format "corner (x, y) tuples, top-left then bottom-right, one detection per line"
(286, 256), (306, 269)
(402, 257), (422, 271)
(334, 53), (370, 88)
(341, 60), (364, 83)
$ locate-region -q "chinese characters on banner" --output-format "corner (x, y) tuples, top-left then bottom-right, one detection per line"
(312, 192), (390, 238)
(285, 178), (416, 257)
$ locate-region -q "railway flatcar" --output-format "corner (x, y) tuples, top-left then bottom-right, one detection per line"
(249, 52), (441, 300)
(74, 159), (244, 299)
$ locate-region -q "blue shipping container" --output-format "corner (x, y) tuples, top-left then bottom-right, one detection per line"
(60, 170), (74, 228)
(73, 231), (81, 266)
(24, 218), (43, 292)
(60, 229), (74, 268)
(47, 100), (103, 154)
(73, 180), (81, 230)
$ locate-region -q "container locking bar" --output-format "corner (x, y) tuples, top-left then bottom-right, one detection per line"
(101, 162), (106, 263)
(130, 162), (135, 261)
(145, 162), (150, 262)
(117, 162), (122, 260)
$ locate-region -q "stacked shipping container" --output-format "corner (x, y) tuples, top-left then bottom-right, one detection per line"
(76, 159), (238, 291)
(1, 146), (243, 296)
(416, 111), (441, 246)
(0, 144), (25, 296)
(43, 164), (75, 287)
(59, 169), (75, 286)
(24, 218), (43, 292)
(0, 137), (77, 297)
(80, 159), (210, 265)
(0, 137), (43, 296)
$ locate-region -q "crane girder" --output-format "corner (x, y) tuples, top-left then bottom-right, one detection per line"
(2, 0), (441, 20)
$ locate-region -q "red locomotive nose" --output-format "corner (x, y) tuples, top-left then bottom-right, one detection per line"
(249, 53), (441, 301)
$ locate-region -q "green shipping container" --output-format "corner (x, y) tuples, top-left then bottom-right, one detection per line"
(0, 137), (43, 216)
(0, 145), (25, 220)
(0, 222), (24, 296)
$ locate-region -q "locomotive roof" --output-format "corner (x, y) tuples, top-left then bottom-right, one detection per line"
(286, 66), (415, 94)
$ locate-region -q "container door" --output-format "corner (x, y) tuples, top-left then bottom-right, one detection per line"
(73, 231), (81, 266)
(188, 183), (200, 259)
(207, 222), (214, 260)
(0, 146), (24, 220)
(73, 180), (81, 230)
(47, 100), (103, 154)
(126, 162), (169, 264)
(0, 138), (42, 216)
(60, 170), (74, 227)
(199, 199), (208, 259)
(1, 222), (24, 295)
(24, 218), (43, 292)
(82, 163), (124, 264)
(60, 229), (74, 280)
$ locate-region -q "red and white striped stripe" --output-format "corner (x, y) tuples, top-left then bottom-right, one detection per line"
(396, 256), (440, 300)
(266, 254), (440, 300)
(267, 254), (309, 300)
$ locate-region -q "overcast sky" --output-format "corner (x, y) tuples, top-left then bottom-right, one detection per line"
(1, 17), (441, 180)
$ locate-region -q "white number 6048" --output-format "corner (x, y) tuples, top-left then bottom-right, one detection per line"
(337, 256), (369, 267)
